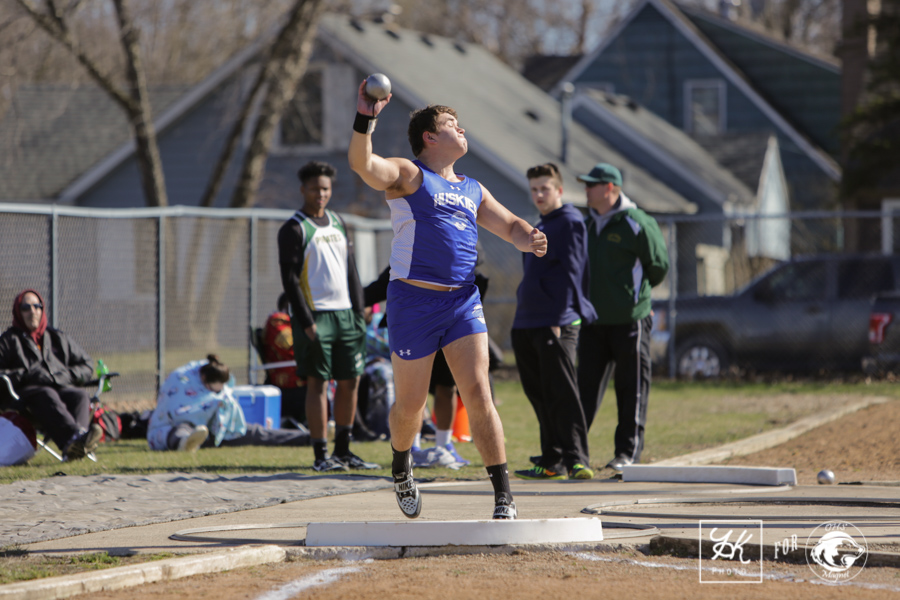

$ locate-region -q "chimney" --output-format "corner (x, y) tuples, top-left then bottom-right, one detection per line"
(560, 82), (575, 164)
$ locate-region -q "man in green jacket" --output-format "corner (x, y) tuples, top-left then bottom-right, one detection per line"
(576, 163), (669, 473)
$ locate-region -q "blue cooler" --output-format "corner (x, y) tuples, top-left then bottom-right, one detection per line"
(233, 385), (282, 429)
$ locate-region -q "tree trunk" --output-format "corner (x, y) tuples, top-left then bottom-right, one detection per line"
(113, 0), (168, 208)
(838, 0), (870, 250)
(191, 0), (326, 345)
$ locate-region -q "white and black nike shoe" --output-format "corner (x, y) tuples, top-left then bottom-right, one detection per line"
(393, 453), (422, 518)
(492, 496), (517, 520)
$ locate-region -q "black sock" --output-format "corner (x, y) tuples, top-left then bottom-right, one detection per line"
(486, 463), (512, 504)
(391, 445), (411, 478)
(312, 439), (328, 462)
(333, 425), (352, 457)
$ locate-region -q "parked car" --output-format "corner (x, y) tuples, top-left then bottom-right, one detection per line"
(863, 291), (900, 374)
(652, 253), (900, 378)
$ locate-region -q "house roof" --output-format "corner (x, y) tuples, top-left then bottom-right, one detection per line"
(318, 14), (694, 214)
(692, 131), (775, 193)
(0, 85), (188, 201)
(679, 4), (841, 156)
(2, 13), (695, 214)
(521, 54), (584, 92)
(577, 89), (756, 208)
(553, 0), (840, 182)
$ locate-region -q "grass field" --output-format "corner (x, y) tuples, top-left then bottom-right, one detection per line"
(3, 378), (897, 486)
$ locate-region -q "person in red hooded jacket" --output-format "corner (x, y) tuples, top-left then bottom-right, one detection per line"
(0, 289), (102, 460)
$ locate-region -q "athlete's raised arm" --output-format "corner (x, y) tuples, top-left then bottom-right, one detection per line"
(348, 81), (419, 197)
(476, 184), (547, 257)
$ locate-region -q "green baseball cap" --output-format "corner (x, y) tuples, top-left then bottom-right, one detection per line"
(577, 162), (622, 186)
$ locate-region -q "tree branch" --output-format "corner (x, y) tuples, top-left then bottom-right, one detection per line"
(14, 0), (135, 111)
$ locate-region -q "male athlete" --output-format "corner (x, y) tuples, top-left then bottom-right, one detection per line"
(348, 82), (547, 520)
(278, 161), (378, 473)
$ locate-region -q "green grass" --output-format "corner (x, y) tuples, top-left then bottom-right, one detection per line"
(0, 549), (176, 585)
(2, 378), (896, 485)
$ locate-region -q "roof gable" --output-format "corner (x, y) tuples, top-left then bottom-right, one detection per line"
(680, 5), (841, 155)
(555, 0), (839, 181)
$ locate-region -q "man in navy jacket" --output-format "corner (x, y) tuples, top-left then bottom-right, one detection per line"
(512, 163), (597, 480)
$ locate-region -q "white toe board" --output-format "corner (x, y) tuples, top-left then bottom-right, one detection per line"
(306, 518), (603, 547)
(622, 465), (797, 486)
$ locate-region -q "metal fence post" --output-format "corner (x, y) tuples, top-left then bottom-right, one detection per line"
(667, 218), (678, 378)
(249, 214), (258, 385)
(157, 214), (166, 393)
(50, 206), (59, 329)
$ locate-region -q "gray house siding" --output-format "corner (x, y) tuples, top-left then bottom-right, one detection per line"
(78, 80), (248, 209)
(684, 11), (841, 156)
(569, 2), (835, 211)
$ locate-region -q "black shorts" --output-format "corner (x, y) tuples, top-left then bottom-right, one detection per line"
(428, 349), (456, 393)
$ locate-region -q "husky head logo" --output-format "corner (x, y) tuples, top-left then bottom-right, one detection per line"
(811, 531), (866, 573)
(452, 211), (467, 231)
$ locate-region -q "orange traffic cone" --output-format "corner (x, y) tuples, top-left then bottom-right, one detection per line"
(452, 394), (472, 443)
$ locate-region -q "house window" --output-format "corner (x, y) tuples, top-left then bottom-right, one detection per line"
(684, 79), (725, 135)
(280, 70), (324, 147)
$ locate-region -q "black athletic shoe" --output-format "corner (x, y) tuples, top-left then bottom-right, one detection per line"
(393, 453), (422, 519)
(313, 456), (349, 472)
(336, 452), (380, 470)
(420, 419), (436, 440)
(492, 496), (517, 520)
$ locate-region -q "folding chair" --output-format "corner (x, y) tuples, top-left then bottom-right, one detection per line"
(0, 371), (118, 462)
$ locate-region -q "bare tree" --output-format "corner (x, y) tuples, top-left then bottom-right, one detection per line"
(356, 0), (627, 68)
(680, 0), (842, 56)
(191, 0), (328, 341)
(11, 0), (327, 347)
(14, 0), (169, 206)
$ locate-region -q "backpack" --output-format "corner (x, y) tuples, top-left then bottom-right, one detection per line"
(92, 406), (123, 442)
(118, 409), (151, 439)
(359, 358), (394, 438)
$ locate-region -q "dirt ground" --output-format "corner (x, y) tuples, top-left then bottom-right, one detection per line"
(67, 398), (900, 600)
(721, 399), (900, 485)
(80, 549), (900, 600)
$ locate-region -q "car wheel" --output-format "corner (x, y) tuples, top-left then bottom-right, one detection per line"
(675, 337), (728, 379)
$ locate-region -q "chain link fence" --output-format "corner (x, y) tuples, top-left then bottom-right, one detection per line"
(0, 205), (397, 410)
(3, 204), (894, 409)
(651, 210), (899, 379)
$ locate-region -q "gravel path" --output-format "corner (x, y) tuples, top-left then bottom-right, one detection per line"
(0, 472), (391, 547)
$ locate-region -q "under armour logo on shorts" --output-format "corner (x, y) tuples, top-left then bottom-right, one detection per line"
(398, 349), (412, 357)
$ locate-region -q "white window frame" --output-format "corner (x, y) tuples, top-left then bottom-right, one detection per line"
(269, 63), (356, 155)
(273, 66), (326, 154)
(683, 79), (726, 135)
(881, 199), (900, 255)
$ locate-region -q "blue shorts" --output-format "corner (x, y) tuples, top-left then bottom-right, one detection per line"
(387, 280), (488, 360)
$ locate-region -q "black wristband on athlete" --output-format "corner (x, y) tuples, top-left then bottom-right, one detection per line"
(353, 112), (377, 135)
